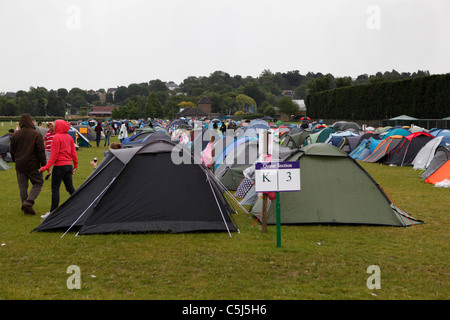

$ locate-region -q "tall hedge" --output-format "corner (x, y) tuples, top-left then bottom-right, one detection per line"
(305, 74), (450, 120)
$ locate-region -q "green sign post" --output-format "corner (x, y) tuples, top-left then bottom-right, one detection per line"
(276, 192), (281, 247)
(255, 161), (301, 248)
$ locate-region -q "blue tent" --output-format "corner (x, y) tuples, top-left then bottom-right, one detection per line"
(383, 128), (411, 139)
(213, 136), (258, 172)
(326, 131), (358, 147)
(248, 119), (270, 131)
(349, 139), (372, 160)
(429, 129), (450, 145)
(369, 137), (382, 153)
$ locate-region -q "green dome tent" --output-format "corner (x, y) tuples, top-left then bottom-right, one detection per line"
(252, 143), (423, 227)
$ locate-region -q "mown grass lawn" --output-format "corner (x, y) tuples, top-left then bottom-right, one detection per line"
(0, 123), (448, 300)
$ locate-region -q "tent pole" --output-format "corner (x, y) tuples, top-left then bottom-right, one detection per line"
(205, 173), (232, 237)
(261, 130), (269, 234)
(212, 175), (250, 215)
(61, 176), (117, 238)
(211, 135), (215, 174)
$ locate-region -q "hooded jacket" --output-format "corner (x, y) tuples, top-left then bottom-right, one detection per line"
(40, 120), (78, 171)
(10, 114), (46, 172)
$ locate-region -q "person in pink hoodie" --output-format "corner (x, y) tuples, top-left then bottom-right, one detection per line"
(39, 120), (78, 218)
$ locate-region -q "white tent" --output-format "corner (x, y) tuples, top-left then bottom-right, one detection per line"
(389, 115), (419, 121)
(413, 136), (443, 170)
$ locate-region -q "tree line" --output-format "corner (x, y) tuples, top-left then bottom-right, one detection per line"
(0, 69), (439, 120)
(306, 73), (449, 120)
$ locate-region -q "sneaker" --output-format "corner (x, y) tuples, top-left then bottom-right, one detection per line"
(41, 212), (51, 219)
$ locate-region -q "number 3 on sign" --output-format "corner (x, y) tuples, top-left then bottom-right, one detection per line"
(285, 171), (292, 182)
(278, 168), (300, 192)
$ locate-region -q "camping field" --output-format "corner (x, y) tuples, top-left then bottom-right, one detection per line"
(0, 123), (448, 301)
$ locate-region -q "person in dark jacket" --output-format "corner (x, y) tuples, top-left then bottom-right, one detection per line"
(94, 121), (103, 147)
(10, 114), (47, 215)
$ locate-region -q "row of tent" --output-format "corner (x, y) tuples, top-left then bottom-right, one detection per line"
(344, 128), (450, 186)
(278, 123), (450, 187)
(32, 118), (439, 236)
(168, 119), (425, 227)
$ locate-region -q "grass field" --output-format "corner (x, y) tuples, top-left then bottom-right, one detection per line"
(0, 122), (448, 300)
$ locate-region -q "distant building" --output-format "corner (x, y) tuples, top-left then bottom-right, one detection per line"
(281, 90), (295, 97)
(0, 92), (16, 97)
(107, 88), (118, 99)
(198, 96), (212, 114)
(177, 107), (208, 118)
(89, 106), (118, 118)
(292, 99), (306, 113)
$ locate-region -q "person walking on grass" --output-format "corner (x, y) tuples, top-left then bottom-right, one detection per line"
(104, 121), (112, 146)
(10, 113), (47, 215)
(118, 121), (128, 143)
(95, 121), (103, 147)
(44, 121), (55, 162)
(39, 119), (78, 219)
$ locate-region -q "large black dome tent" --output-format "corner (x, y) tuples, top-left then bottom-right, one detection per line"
(33, 132), (239, 236)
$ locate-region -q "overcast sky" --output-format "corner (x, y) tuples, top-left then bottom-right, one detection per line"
(0, 0), (449, 92)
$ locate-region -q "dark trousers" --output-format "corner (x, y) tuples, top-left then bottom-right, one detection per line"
(51, 165), (75, 211)
(16, 170), (44, 207)
(96, 135), (101, 147)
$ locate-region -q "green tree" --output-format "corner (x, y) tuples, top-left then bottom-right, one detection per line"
(307, 74), (334, 94)
(277, 96), (298, 120)
(105, 93), (114, 104)
(221, 92), (238, 115)
(149, 79), (169, 93)
(282, 70), (303, 89)
(236, 94), (256, 113)
(16, 96), (33, 114)
(46, 91), (66, 116)
(70, 94), (88, 108)
(33, 97), (46, 116)
(259, 69), (282, 95)
(294, 84), (307, 99)
(242, 81), (265, 107)
(128, 83), (143, 97)
(163, 97), (181, 119)
(114, 86), (129, 104)
(262, 103), (276, 117)
(144, 93), (162, 118)
(179, 76), (202, 94)
(57, 88), (69, 99)
(29, 86), (48, 101)
(1, 99), (18, 116)
(335, 77), (352, 88)
(206, 70), (231, 91)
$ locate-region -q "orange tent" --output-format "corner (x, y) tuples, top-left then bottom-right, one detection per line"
(425, 159), (450, 185)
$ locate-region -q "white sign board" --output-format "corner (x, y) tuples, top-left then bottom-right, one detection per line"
(254, 162), (301, 192)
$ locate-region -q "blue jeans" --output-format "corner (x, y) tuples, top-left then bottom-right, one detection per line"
(96, 135), (101, 147)
(104, 135), (110, 146)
